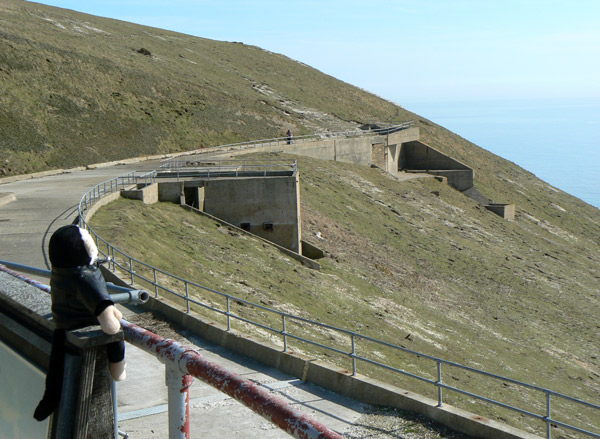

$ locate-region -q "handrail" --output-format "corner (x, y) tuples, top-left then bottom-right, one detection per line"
(121, 319), (343, 439)
(0, 265), (343, 439)
(77, 143), (599, 439)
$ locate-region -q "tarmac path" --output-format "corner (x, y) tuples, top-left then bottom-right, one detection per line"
(0, 162), (367, 438)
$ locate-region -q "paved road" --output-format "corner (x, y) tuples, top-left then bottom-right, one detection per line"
(0, 163), (366, 438)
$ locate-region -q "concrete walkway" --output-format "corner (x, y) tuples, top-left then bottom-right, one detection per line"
(0, 162), (367, 438)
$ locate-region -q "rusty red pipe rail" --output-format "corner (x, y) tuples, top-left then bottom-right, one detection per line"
(120, 319), (344, 439)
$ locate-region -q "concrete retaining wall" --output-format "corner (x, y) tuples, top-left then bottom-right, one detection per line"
(121, 183), (159, 204)
(158, 181), (184, 203)
(485, 203), (516, 220)
(334, 137), (374, 165)
(203, 175), (301, 253)
(400, 141), (471, 171)
(400, 141), (474, 191)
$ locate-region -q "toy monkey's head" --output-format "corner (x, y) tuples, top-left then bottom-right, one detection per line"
(49, 224), (98, 268)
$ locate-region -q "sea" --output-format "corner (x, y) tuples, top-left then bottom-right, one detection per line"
(403, 98), (600, 210)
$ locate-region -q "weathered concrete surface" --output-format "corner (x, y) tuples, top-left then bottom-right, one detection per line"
(203, 175), (302, 253)
(121, 182), (159, 204)
(400, 140), (474, 191)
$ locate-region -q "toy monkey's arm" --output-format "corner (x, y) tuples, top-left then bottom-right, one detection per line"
(79, 266), (123, 334)
(97, 305), (123, 334)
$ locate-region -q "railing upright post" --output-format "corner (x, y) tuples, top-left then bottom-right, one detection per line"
(185, 282), (190, 313)
(437, 361), (443, 407)
(129, 257), (134, 284)
(226, 296), (231, 331)
(546, 392), (552, 439)
(351, 334), (357, 376)
(282, 315), (287, 352)
(165, 365), (193, 439)
(153, 268), (158, 297)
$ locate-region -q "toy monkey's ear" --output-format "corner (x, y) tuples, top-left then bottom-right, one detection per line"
(78, 227), (98, 265)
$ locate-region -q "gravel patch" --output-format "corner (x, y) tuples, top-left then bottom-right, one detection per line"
(344, 406), (475, 439)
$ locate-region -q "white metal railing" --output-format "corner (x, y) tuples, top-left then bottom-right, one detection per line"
(78, 156), (599, 439)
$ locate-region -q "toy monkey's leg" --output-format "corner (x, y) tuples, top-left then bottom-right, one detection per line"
(34, 329), (66, 421)
(107, 340), (126, 381)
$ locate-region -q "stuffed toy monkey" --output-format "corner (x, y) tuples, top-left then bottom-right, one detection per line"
(34, 224), (126, 422)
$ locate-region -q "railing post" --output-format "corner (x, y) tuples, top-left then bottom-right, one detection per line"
(185, 282), (190, 313)
(546, 391), (552, 439)
(351, 334), (357, 376)
(437, 361), (443, 407)
(226, 296), (231, 331)
(165, 365), (193, 439)
(282, 315), (287, 352)
(153, 268), (158, 298)
(129, 257), (134, 284)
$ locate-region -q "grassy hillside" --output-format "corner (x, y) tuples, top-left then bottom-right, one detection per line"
(0, 0), (406, 175)
(91, 153), (600, 437)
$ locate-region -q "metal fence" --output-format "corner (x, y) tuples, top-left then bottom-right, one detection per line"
(78, 159), (599, 439)
(158, 158), (298, 179)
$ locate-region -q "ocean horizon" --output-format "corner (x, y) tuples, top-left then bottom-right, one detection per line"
(404, 97), (600, 209)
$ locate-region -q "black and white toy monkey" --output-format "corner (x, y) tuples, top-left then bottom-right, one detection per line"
(34, 224), (126, 422)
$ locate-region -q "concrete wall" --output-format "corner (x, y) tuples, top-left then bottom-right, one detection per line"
(485, 204), (516, 220)
(371, 143), (386, 170)
(121, 183), (159, 204)
(158, 181), (184, 203)
(386, 143), (400, 174)
(400, 141), (474, 191)
(334, 137), (374, 165)
(203, 175), (301, 253)
(388, 126), (420, 145)
(399, 141), (471, 171)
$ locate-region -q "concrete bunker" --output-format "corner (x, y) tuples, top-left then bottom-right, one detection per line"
(151, 161), (325, 264)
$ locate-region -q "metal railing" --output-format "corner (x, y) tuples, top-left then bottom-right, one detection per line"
(158, 158), (298, 179)
(159, 121), (415, 170)
(0, 264), (343, 439)
(78, 167), (599, 439)
(121, 319), (343, 439)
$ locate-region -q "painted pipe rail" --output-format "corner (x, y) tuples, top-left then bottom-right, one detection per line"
(0, 261), (149, 305)
(0, 263), (343, 439)
(121, 319), (344, 439)
(76, 145), (600, 438)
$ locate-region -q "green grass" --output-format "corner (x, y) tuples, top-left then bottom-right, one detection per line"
(0, 0), (406, 175)
(91, 153), (600, 437)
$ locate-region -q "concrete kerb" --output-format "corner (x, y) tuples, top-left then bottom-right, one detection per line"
(100, 265), (540, 439)
(0, 152), (179, 186)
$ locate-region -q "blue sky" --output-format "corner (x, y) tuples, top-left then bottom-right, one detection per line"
(34, 1), (600, 105)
